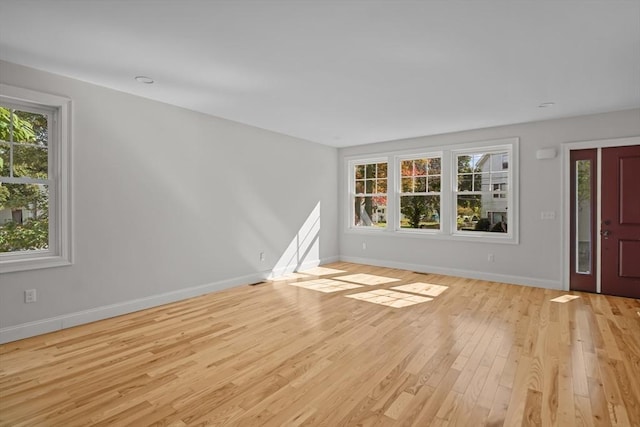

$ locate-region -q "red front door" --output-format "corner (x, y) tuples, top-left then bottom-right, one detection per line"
(601, 145), (640, 299)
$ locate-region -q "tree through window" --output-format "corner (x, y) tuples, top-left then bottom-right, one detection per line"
(0, 106), (51, 252)
(353, 161), (387, 227)
(399, 156), (441, 230)
(0, 85), (71, 273)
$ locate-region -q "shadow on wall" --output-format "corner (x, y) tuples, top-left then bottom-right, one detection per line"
(269, 202), (321, 279)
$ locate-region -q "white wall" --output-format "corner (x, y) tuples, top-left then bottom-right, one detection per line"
(0, 61), (339, 341)
(2, 59), (638, 343)
(339, 109), (640, 288)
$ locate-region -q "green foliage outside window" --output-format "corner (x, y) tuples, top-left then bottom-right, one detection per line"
(0, 107), (49, 252)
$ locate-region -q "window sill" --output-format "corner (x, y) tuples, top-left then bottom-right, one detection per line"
(0, 255), (72, 274)
(344, 227), (518, 244)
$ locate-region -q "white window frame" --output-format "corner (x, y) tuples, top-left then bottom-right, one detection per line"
(0, 84), (72, 273)
(450, 143), (517, 243)
(347, 157), (389, 231)
(395, 152), (443, 234)
(345, 137), (518, 244)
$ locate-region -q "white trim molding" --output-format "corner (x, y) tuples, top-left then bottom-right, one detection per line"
(0, 272), (262, 344)
(340, 255), (561, 290)
(0, 256), (340, 343)
(0, 84), (73, 273)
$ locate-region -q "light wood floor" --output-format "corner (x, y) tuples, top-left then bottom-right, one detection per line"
(1, 262), (639, 426)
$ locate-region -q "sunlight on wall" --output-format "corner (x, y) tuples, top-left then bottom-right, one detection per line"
(269, 202), (321, 279)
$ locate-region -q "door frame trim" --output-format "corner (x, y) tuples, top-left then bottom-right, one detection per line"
(562, 136), (640, 292)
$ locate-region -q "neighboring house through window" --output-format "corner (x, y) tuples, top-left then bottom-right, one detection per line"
(455, 150), (510, 233)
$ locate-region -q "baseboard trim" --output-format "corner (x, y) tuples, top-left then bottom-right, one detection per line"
(339, 256), (562, 290)
(0, 256), (340, 344)
(0, 272), (267, 344)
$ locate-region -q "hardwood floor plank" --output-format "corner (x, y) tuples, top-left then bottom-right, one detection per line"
(522, 388), (543, 427)
(0, 262), (638, 426)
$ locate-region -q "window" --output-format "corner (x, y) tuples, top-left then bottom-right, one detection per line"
(346, 138), (517, 243)
(0, 84), (71, 273)
(493, 183), (507, 199)
(351, 160), (387, 228)
(455, 150), (510, 233)
(398, 156), (441, 230)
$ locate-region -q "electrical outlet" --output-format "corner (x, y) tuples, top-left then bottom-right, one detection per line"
(25, 289), (37, 303)
(488, 253), (495, 262)
(362, 242), (367, 250)
(259, 252), (265, 262)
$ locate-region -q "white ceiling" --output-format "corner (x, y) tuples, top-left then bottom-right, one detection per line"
(1, 1), (639, 147)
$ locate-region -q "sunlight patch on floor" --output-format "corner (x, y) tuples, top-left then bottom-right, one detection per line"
(297, 266), (346, 276)
(337, 274), (401, 286)
(345, 289), (432, 308)
(550, 295), (581, 303)
(392, 282), (448, 297)
(288, 279), (364, 293)
(270, 272), (311, 282)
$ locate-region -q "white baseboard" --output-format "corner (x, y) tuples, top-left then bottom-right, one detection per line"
(0, 256), (341, 344)
(0, 272), (266, 344)
(339, 256), (562, 290)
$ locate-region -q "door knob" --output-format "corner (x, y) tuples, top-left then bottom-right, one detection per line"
(600, 229), (610, 237)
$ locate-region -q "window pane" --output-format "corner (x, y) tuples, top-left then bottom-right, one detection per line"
(458, 155), (472, 173)
(376, 179), (387, 193)
(401, 177), (412, 192)
(355, 180), (364, 194)
(415, 177), (426, 192)
(0, 183), (49, 251)
(491, 172), (508, 188)
(401, 160), (413, 177)
(490, 153), (507, 171)
(355, 165), (365, 179)
(576, 160), (591, 274)
(457, 194), (508, 233)
(0, 108), (9, 143)
(414, 159), (427, 175)
(428, 176), (441, 192)
(458, 174), (472, 191)
(502, 154), (509, 170)
(377, 163), (387, 179)
(366, 164), (376, 178)
(400, 195), (440, 230)
(473, 174), (481, 191)
(473, 154), (487, 172)
(12, 144), (48, 179)
(0, 107), (45, 145)
(0, 142), (9, 177)
(12, 110), (48, 146)
(470, 173), (489, 192)
(354, 195), (387, 227)
(365, 179), (374, 194)
(428, 158), (441, 174)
